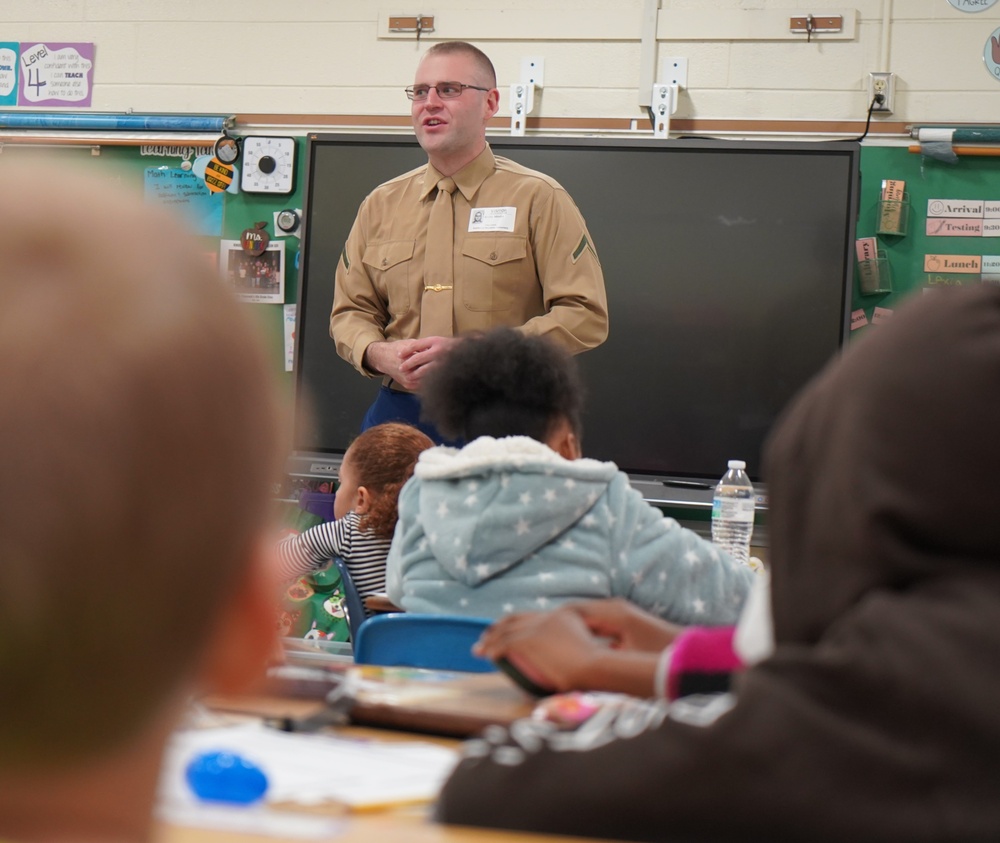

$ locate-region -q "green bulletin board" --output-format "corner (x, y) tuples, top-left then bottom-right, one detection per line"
(855, 144), (1000, 333)
(39, 140), (307, 390)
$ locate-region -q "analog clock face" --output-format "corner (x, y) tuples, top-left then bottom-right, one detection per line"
(240, 136), (296, 194)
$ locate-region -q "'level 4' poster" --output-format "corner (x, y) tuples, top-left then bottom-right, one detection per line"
(17, 42), (95, 107)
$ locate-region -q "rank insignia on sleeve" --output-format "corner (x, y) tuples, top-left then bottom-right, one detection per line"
(572, 234), (594, 263)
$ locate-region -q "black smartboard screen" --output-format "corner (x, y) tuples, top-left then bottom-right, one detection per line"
(295, 134), (859, 483)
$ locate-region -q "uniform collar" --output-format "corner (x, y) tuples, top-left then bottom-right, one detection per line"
(420, 144), (496, 201)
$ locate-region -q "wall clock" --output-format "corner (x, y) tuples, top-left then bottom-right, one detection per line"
(240, 136), (296, 194)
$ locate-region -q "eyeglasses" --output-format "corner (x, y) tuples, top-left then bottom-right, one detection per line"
(405, 82), (490, 101)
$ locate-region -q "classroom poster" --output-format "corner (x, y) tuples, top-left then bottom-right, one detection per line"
(17, 42), (94, 107)
(0, 43), (18, 106)
(220, 240), (285, 304)
(144, 166), (223, 237)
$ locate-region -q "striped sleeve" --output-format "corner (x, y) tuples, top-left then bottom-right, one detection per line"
(275, 513), (355, 581)
(275, 512), (392, 599)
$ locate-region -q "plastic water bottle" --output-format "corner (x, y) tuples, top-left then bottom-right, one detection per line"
(711, 459), (755, 568)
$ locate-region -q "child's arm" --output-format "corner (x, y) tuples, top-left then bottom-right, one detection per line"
(568, 597), (681, 652)
(473, 606), (669, 697)
(275, 516), (353, 581)
(476, 605), (744, 701)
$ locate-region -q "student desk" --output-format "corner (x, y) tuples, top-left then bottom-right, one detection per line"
(158, 807), (611, 843)
(220, 668), (536, 737)
(158, 687), (616, 843)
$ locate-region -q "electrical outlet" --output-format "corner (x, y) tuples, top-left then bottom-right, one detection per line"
(868, 71), (895, 114)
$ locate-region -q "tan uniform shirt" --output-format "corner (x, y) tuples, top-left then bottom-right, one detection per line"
(330, 144), (608, 376)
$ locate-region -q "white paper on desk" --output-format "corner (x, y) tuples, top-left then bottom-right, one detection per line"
(159, 723), (459, 810)
(156, 801), (346, 840)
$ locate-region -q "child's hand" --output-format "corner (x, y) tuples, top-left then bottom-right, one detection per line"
(475, 605), (671, 698)
(567, 598), (684, 653)
(474, 608), (607, 693)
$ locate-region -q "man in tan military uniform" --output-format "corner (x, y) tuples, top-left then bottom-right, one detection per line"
(331, 40), (608, 439)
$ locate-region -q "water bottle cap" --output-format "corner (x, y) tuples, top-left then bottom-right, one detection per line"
(727, 459), (746, 470)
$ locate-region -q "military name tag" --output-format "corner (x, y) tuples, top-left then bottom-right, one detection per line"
(468, 206), (516, 232)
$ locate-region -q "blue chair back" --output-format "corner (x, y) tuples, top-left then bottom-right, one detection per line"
(330, 556), (368, 644)
(353, 613), (496, 673)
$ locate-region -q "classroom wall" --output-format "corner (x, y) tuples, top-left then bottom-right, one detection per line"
(2, 1), (995, 512)
(1, 1), (997, 134)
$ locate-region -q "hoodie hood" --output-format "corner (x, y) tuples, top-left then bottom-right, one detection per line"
(411, 436), (618, 585)
(765, 283), (1000, 646)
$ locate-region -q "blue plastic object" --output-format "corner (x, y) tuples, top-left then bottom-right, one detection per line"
(331, 555), (368, 642)
(352, 613), (496, 673)
(185, 750), (269, 805)
(298, 490), (336, 522)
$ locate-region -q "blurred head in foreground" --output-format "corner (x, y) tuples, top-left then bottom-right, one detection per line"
(0, 160), (286, 842)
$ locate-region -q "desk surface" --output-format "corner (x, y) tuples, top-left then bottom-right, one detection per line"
(157, 812), (614, 843)
(352, 669), (535, 737)
(256, 665), (536, 738)
(161, 695), (617, 843)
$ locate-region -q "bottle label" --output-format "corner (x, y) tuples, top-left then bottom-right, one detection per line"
(712, 496), (755, 523)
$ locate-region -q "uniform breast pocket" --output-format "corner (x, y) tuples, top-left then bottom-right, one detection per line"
(361, 240), (415, 315)
(460, 235), (532, 312)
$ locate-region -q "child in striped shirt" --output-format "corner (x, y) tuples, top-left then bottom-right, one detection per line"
(277, 423), (432, 619)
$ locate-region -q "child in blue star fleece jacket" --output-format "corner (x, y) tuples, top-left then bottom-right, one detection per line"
(386, 328), (754, 625)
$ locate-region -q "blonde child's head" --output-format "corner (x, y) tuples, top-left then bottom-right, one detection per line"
(335, 422), (433, 537)
(0, 160), (286, 772)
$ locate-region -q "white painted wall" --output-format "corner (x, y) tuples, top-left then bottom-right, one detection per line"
(0, 1), (997, 132)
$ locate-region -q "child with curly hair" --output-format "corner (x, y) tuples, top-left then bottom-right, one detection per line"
(386, 328), (754, 625)
(277, 422), (432, 610)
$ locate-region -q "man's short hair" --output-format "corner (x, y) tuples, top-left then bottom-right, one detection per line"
(423, 41), (497, 88)
(420, 328), (584, 443)
(0, 161), (285, 769)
